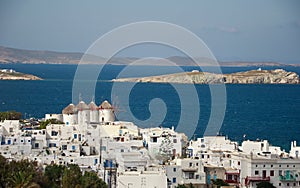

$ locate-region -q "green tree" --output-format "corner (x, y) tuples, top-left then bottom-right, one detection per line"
(81, 171), (107, 188)
(177, 184), (195, 188)
(211, 179), (229, 188)
(62, 164), (82, 188)
(39, 119), (64, 129)
(8, 171), (34, 188)
(6, 159), (40, 188)
(0, 155), (8, 188)
(0, 111), (22, 121)
(44, 164), (65, 188)
(256, 181), (276, 188)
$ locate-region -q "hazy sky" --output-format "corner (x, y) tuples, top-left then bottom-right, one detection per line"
(0, 0), (300, 63)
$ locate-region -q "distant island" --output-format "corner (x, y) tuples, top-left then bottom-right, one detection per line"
(0, 46), (299, 67)
(0, 69), (42, 80)
(112, 69), (300, 84)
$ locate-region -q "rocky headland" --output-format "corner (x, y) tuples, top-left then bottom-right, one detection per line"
(112, 69), (299, 84)
(0, 69), (42, 80)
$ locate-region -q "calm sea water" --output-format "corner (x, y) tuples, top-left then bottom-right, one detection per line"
(0, 63), (299, 151)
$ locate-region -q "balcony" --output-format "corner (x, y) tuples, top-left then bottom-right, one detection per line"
(182, 167), (198, 172)
(245, 176), (270, 185)
(279, 175), (297, 182)
(225, 179), (239, 184)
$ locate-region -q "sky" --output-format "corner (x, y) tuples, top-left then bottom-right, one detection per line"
(0, 0), (300, 64)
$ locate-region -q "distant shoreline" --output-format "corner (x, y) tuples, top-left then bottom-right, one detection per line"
(113, 69), (300, 84)
(0, 61), (299, 67)
(0, 46), (299, 67)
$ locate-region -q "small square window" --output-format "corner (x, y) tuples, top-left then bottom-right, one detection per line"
(255, 170), (259, 175)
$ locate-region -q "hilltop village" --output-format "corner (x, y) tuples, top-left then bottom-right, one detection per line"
(0, 100), (299, 188)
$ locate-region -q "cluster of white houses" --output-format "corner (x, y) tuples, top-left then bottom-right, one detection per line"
(0, 100), (299, 188)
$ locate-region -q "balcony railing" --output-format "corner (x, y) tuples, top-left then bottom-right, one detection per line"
(245, 176), (270, 185)
(225, 179), (239, 184)
(279, 175), (297, 181)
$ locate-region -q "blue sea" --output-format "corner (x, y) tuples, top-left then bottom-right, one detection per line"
(0, 63), (299, 151)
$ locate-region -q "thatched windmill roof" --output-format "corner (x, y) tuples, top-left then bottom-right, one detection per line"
(89, 101), (98, 111)
(62, 104), (77, 114)
(76, 101), (89, 111)
(99, 100), (113, 109)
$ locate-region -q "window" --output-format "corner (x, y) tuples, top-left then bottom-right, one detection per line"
(173, 139), (177, 143)
(9, 128), (13, 132)
(238, 161), (240, 165)
(279, 183), (281, 186)
(287, 165), (289, 167)
(74, 134), (77, 139)
(28, 140), (31, 142)
(152, 137), (157, 143)
(270, 170), (274, 176)
(21, 140), (24, 143)
(196, 163), (198, 166)
(62, 145), (67, 150)
(51, 131), (58, 136)
(78, 134), (81, 141)
(189, 162), (193, 167)
(271, 164), (273, 168)
(202, 154), (204, 159)
(279, 170), (282, 176)
(201, 138), (204, 143)
(279, 165), (281, 167)
(287, 183), (289, 186)
(72, 145), (75, 150)
(189, 173), (194, 179)
(256, 165), (258, 167)
(172, 177), (176, 183)
(173, 168), (176, 172)
(255, 170), (259, 175)
(34, 143), (39, 148)
(101, 146), (106, 151)
(94, 159), (98, 165)
(196, 175), (200, 179)
(49, 143), (56, 147)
